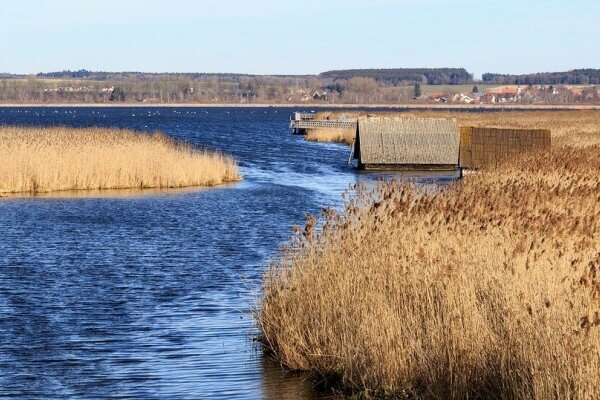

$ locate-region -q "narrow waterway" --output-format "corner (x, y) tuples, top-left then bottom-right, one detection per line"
(0, 107), (457, 399)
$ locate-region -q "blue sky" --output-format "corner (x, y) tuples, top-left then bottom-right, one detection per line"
(0, 0), (598, 77)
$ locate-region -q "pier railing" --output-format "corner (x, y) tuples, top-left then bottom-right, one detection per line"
(297, 112), (315, 120)
(289, 120), (357, 130)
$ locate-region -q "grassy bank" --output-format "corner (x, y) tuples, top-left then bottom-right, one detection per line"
(0, 126), (240, 194)
(259, 145), (600, 398)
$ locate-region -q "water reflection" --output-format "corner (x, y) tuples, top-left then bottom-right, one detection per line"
(260, 357), (340, 399)
(0, 185), (229, 199)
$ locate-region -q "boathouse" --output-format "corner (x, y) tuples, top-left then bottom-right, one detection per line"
(459, 127), (551, 169)
(353, 117), (460, 170)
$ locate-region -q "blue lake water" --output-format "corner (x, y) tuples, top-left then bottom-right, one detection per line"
(0, 107), (457, 399)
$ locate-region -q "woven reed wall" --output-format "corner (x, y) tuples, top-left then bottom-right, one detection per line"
(357, 117), (460, 166)
(460, 127), (551, 169)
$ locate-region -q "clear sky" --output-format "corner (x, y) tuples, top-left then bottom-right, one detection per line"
(0, 0), (598, 78)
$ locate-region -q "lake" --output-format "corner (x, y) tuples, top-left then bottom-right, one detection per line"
(0, 107), (457, 399)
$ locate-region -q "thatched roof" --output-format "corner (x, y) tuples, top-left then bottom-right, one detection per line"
(357, 117), (460, 165)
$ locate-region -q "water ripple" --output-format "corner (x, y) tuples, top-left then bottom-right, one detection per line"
(0, 107), (453, 399)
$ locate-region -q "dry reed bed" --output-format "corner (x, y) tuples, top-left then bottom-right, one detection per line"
(260, 146), (600, 398)
(0, 126), (240, 194)
(304, 128), (356, 145)
(316, 110), (600, 147)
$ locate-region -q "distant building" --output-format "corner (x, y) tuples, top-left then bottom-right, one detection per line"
(486, 86), (520, 95)
(425, 92), (449, 102)
(453, 93), (479, 104)
(480, 93), (497, 103)
(312, 91), (328, 101)
(483, 86), (521, 103)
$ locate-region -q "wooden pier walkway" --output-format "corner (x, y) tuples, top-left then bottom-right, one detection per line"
(290, 119), (357, 130)
(290, 112), (357, 134)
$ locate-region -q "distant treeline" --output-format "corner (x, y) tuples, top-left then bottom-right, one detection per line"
(30, 68), (600, 86)
(320, 68), (474, 85)
(37, 68), (475, 85)
(35, 69), (313, 82)
(482, 69), (600, 85)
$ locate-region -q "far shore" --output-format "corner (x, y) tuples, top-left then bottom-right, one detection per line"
(1, 102), (600, 110)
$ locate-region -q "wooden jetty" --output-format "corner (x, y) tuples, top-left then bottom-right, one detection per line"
(290, 112), (357, 135)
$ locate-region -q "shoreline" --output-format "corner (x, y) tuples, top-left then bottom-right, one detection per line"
(0, 182), (240, 199)
(1, 102), (600, 110)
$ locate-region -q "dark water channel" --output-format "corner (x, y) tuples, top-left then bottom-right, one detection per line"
(0, 107), (457, 399)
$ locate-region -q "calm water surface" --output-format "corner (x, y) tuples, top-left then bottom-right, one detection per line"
(0, 107), (456, 399)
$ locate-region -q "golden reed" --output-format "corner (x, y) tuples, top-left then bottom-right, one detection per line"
(0, 126), (240, 194)
(304, 128), (356, 145)
(259, 145), (600, 398)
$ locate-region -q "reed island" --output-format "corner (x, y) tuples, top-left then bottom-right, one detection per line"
(0, 126), (240, 194)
